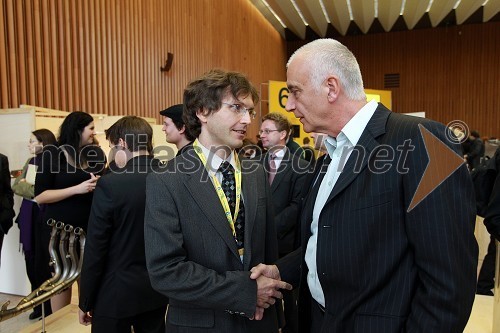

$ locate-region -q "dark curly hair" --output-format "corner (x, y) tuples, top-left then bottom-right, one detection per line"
(171, 118), (196, 142)
(183, 69), (259, 138)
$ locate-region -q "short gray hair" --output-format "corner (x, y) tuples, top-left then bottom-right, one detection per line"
(287, 39), (366, 101)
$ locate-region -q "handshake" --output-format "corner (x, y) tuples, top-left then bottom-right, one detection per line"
(250, 263), (292, 321)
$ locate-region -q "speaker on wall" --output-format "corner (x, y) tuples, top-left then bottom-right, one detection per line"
(160, 52), (174, 72)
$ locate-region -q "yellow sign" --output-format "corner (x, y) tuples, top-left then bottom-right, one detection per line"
(366, 94), (380, 103)
(268, 80), (303, 140)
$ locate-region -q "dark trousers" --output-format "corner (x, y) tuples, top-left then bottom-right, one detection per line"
(0, 233), (3, 267)
(310, 301), (325, 332)
(281, 289), (299, 333)
(477, 234), (497, 295)
(33, 218), (53, 315)
(91, 307), (166, 333)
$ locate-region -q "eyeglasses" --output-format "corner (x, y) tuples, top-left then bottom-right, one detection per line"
(222, 102), (257, 119)
(258, 129), (281, 135)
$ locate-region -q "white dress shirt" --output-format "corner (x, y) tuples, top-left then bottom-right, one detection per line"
(197, 142), (238, 184)
(305, 100), (378, 307)
(269, 146), (286, 169)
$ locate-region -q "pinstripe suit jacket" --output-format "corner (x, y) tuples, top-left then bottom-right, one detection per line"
(144, 147), (281, 333)
(277, 104), (478, 333)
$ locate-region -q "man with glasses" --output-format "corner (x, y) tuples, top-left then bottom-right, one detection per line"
(144, 69), (291, 332)
(259, 112), (309, 333)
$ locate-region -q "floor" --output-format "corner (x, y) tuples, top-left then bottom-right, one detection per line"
(1, 287), (497, 332)
(0, 292), (30, 333)
(0, 284), (79, 333)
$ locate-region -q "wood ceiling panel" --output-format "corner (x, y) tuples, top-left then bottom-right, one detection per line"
(325, 0), (352, 35)
(295, 0), (329, 36)
(455, 0), (484, 24)
(401, 0), (429, 29)
(249, 0), (499, 39)
(272, 0), (307, 38)
(377, 0), (403, 31)
(483, 0), (500, 21)
(249, 0), (287, 38)
(350, 0), (375, 33)
(427, 0), (457, 26)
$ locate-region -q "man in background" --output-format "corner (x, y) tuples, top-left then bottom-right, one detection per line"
(259, 112), (309, 333)
(160, 104), (194, 156)
(465, 130), (485, 170)
(79, 116), (168, 333)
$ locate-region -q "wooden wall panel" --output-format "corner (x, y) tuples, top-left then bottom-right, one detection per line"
(0, 0), (287, 140)
(288, 21), (500, 138)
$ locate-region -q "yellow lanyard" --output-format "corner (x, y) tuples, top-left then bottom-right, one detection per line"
(193, 140), (243, 256)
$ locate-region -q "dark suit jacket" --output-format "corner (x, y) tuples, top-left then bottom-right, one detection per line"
(0, 153), (14, 235)
(79, 155), (168, 318)
(484, 148), (500, 240)
(260, 150), (310, 255)
(277, 104), (478, 333)
(467, 137), (485, 170)
(145, 147), (281, 332)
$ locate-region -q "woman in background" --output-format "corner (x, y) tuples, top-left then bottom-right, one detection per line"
(12, 129), (56, 319)
(35, 112), (106, 313)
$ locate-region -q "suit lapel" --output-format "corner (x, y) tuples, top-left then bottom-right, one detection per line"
(241, 162), (258, 270)
(300, 155), (330, 243)
(183, 152), (241, 262)
(270, 150), (290, 192)
(324, 104), (390, 206)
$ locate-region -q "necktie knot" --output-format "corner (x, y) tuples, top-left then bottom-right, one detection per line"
(218, 161), (234, 175)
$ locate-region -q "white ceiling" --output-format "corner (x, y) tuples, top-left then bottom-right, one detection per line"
(249, 0), (500, 39)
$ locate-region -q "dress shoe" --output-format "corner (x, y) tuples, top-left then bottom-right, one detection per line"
(476, 290), (494, 296)
(29, 311), (42, 320)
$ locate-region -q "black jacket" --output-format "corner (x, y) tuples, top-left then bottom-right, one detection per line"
(0, 154), (15, 235)
(79, 155), (168, 318)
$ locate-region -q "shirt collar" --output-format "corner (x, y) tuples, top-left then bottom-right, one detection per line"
(197, 140), (236, 173)
(269, 146), (286, 159)
(325, 100), (378, 157)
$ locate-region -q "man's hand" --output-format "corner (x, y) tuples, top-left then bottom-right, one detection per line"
(250, 306), (265, 321)
(250, 263), (281, 280)
(253, 264), (292, 308)
(78, 309), (92, 326)
(249, 264), (291, 319)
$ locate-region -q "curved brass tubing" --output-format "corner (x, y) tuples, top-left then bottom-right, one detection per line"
(17, 219), (60, 306)
(0, 223), (86, 322)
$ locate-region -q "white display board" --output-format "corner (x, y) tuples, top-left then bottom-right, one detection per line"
(0, 108), (36, 170)
(0, 108), (35, 296)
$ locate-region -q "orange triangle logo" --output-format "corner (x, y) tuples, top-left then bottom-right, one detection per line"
(407, 124), (465, 212)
